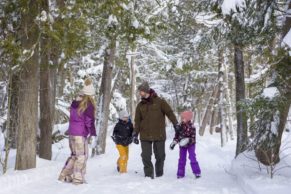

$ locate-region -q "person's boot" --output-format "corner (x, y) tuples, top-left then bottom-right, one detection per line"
(58, 175), (72, 183)
(145, 172), (154, 179)
(195, 174), (201, 179)
(145, 175), (154, 179)
(72, 181), (82, 185)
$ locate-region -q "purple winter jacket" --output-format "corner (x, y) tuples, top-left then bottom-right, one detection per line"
(68, 100), (97, 137)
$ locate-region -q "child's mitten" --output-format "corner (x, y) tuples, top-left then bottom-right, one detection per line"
(179, 138), (190, 147)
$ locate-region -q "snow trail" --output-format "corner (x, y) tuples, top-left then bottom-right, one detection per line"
(0, 132), (245, 194)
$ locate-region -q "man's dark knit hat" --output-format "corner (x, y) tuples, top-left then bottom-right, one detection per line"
(138, 81), (150, 93)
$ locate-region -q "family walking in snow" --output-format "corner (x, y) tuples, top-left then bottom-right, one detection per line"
(58, 79), (201, 184)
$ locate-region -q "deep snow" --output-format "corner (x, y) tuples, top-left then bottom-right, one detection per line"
(0, 125), (290, 194)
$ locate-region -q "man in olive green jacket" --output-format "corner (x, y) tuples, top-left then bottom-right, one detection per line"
(133, 81), (179, 178)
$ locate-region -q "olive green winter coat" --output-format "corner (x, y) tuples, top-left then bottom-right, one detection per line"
(134, 90), (178, 141)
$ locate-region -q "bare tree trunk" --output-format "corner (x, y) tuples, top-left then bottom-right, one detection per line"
(173, 78), (180, 112)
(93, 39), (116, 156)
(199, 84), (219, 136)
(219, 72), (227, 147)
(50, 68), (57, 113)
(129, 47), (137, 122)
(183, 75), (189, 103)
(110, 68), (121, 99)
(209, 105), (219, 135)
(39, 66), (53, 160)
(39, 0), (53, 160)
(245, 54), (252, 99)
(15, 0), (39, 170)
(192, 99), (196, 123)
(223, 57), (234, 140)
(195, 97), (202, 125)
(218, 50), (227, 146)
(54, 0), (64, 100)
(234, 45), (248, 157)
(209, 87), (220, 135)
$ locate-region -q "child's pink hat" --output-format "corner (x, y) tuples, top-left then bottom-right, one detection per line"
(180, 111), (193, 122)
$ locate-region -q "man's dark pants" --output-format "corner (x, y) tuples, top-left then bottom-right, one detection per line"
(141, 140), (165, 178)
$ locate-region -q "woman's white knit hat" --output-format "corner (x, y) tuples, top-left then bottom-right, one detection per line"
(118, 109), (129, 119)
(81, 78), (95, 96)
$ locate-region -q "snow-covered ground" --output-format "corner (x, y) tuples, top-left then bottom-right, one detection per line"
(0, 125), (290, 194)
(231, 131), (291, 194)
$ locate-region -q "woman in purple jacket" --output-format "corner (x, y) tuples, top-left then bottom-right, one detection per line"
(59, 78), (96, 185)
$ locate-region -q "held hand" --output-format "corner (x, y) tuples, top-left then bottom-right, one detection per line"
(132, 132), (139, 145)
(132, 131), (138, 137)
(133, 136), (139, 144)
(173, 124), (182, 133)
(170, 140), (177, 150)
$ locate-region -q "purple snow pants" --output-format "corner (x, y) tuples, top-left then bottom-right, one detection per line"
(177, 144), (201, 177)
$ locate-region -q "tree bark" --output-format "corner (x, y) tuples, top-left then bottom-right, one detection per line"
(195, 97), (202, 126)
(8, 74), (19, 149)
(222, 54), (234, 140)
(15, 0), (39, 170)
(93, 39), (116, 155)
(199, 84), (219, 136)
(234, 45), (248, 157)
(53, 0), (64, 99)
(38, 0), (54, 160)
(216, 49), (228, 146)
(219, 76), (228, 146)
(173, 78), (180, 112)
(50, 68), (57, 113)
(209, 104), (219, 135)
(39, 67), (53, 160)
(130, 47), (137, 122)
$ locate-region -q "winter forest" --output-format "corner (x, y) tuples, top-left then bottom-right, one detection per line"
(0, 0), (291, 194)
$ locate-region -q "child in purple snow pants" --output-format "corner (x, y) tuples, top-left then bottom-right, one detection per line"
(170, 110), (201, 178)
